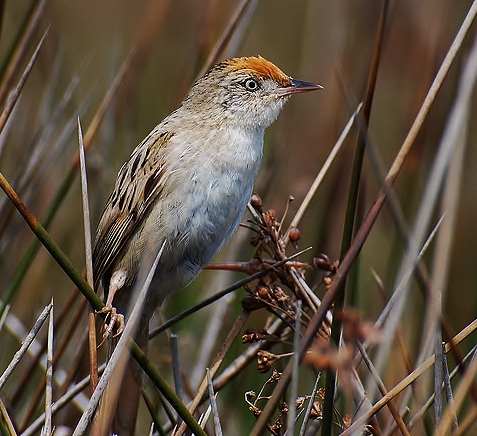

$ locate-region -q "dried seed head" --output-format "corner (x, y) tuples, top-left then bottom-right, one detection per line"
(314, 253), (331, 270)
(270, 368), (282, 381)
(288, 227), (301, 244)
(250, 192), (263, 211)
(257, 350), (278, 372)
(256, 284), (270, 299)
(343, 414), (353, 429)
(273, 286), (289, 304)
(242, 329), (255, 343)
(310, 401), (323, 420)
(241, 296), (264, 311)
(249, 405), (262, 417)
(242, 328), (281, 344)
(262, 209), (276, 228)
(270, 418), (283, 432)
(295, 396), (307, 409)
(245, 390), (256, 401)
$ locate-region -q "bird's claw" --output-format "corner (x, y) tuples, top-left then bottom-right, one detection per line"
(97, 305), (125, 347)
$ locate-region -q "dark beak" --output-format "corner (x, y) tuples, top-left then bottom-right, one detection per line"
(275, 79), (323, 96)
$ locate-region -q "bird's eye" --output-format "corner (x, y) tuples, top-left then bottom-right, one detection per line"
(243, 78), (260, 91)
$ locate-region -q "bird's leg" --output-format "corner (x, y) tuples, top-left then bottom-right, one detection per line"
(98, 305), (125, 345)
(97, 270), (127, 346)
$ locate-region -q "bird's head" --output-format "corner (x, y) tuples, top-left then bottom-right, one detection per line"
(182, 56), (322, 130)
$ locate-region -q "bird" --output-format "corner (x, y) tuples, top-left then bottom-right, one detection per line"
(92, 55), (321, 434)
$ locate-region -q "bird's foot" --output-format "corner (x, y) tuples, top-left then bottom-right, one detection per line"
(97, 305), (125, 347)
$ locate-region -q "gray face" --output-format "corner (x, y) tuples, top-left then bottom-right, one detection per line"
(182, 70), (291, 131)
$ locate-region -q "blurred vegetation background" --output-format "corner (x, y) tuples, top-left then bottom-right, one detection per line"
(1, 0), (477, 434)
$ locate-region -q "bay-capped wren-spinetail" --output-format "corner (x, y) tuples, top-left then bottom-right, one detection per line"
(92, 55), (321, 433)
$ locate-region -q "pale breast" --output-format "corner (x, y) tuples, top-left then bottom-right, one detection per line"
(123, 126), (264, 307)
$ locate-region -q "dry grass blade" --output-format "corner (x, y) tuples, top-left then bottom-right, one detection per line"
(360, 219), (443, 429)
(77, 118), (93, 294)
(379, 0), (477, 191)
(190, 289), (233, 388)
(442, 345), (458, 431)
(0, 27), (49, 134)
(321, 10), (390, 432)
(188, 238), (248, 389)
(8, 290), (79, 406)
(127, 348), (207, 435)
(41, 299), (54, 436)
(78, 117), (99, 393)
(80, 48), (136, 160)
(170, 333), (183, 405)
(0, 70), (83, 227)
(0, 0), (46, 106)
(142, 391), (167, 436)
(436, 352), (477, 435)
(206, 368), (223, 436)
(0, 127), (80, 318)
(298, 373), (321, 436)
(0, 304), (9, 332)
(0, 302), (52, 390)
(190, 241), (243, 389)
(358, 52), (477, 420)
(434, 317), (444, 426)
(322, 1), (387, 424)
(287, 300), (302, 435)
(197, 406), (212, 432)
(0, 398), (16, 436)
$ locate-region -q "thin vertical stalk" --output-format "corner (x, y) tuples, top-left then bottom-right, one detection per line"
(321, 2), (389, 434)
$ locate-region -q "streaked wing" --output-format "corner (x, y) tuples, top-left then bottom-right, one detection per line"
(92, 131), (173, 290)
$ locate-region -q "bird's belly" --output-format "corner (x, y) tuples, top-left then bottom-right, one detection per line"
(143, 168), (255, 302)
